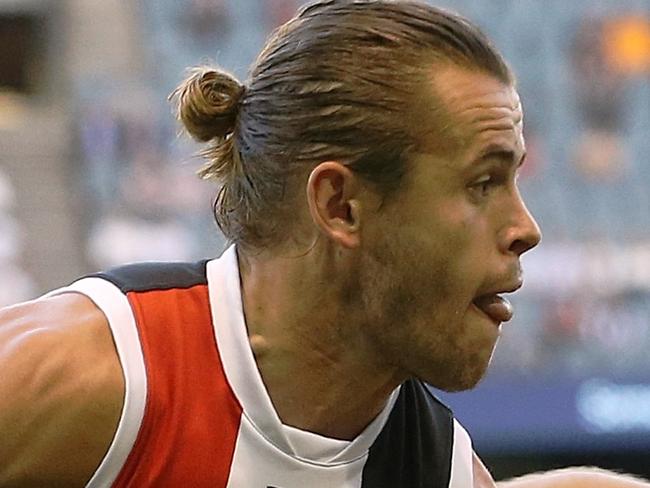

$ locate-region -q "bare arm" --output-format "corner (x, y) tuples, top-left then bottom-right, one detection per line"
(498, 467), (650, 488)
(473, 450), (498, 487)
(0, 294), (124, 487)
(473, 451), (650, 488)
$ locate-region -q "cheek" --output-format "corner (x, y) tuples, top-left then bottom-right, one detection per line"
(435, 196), (485, 239)
(431, 200), (490, 277)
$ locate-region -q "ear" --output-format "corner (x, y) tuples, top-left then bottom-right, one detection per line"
(306, 161), (362, 249)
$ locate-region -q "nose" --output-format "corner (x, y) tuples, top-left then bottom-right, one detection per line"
(501, 190), (542, 256)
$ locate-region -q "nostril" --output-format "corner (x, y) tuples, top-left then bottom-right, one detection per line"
(509, 235), (539, 256)
(508, 209), (541, 256)
(509, 239), (527, 256)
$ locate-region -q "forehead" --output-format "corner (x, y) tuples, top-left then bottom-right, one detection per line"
(421, 65), (524, 158)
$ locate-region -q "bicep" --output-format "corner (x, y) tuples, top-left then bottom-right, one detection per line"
(0, 294), (125, 487)
(497, 467), (650, 488)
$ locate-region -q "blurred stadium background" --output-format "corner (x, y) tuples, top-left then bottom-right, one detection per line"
(0, 0), (649, 480)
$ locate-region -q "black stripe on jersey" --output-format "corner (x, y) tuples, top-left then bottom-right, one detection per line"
(361, 379), (453, 488)
(88, 260), (209, 293)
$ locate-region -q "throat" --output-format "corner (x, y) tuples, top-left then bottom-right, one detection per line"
(239, 251), (402, 441)
(250, 334), (399, 441)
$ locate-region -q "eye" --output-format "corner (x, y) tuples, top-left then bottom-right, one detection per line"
(469, 174), (497, 198)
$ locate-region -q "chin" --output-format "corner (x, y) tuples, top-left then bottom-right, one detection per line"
(438, 370), (485, 392)
(420, 353), (492, 393)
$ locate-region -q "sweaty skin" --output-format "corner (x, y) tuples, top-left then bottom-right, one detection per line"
(497, 468), (650, 488)
(0, 294), (122, 487)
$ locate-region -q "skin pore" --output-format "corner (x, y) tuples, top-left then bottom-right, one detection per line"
(240, 64), (541, 441)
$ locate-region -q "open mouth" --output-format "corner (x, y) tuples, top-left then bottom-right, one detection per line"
(471, 294), (514, 324)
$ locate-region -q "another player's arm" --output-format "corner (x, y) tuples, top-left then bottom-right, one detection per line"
(473, 451), (650, 488)
(497, 467), (650, 488)
(0, 294), (125, 488)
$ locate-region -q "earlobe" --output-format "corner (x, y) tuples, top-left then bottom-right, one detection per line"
(307, 162), (362, 249)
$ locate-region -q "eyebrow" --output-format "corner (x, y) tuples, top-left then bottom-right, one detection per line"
(475, 146), (526, 169)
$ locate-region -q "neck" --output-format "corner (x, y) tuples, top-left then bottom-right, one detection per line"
(238, 248), (403, 440)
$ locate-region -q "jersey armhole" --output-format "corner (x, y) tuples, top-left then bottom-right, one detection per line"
(448, 419), (473, 488)
(46, 277), (147, 488)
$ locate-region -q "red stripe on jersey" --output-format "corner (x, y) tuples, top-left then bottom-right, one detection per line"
(112, 284), (242, 487)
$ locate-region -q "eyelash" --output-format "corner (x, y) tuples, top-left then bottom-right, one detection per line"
(469, 174), (503, 199)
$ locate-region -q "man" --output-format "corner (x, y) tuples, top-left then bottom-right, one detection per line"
(0, 1), (648, 486)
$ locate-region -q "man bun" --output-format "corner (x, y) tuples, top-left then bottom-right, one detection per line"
(171, 66), (245, 142)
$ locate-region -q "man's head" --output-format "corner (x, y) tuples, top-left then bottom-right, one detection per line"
(173, 0), (541, 391)
(174, 0), (513, 251)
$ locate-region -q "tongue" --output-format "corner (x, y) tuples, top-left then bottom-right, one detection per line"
(473, 294), (513, 323)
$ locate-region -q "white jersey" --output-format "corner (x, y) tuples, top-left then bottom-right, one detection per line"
(52, 246), (474, 487)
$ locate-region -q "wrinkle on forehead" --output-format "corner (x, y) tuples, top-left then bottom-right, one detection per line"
(419, 66), (524, 155)
(458, 105), (523, 124)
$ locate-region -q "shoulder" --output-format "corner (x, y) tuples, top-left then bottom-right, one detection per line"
(0, 293), (124, 486)
(92, 260), (209, 293)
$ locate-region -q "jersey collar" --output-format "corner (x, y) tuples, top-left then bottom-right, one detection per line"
(206, 245), (400, 463)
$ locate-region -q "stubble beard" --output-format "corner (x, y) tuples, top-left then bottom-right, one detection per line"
(344, 236), (490, 392)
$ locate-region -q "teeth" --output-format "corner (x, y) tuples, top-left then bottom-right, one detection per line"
(473, 294), (513, 323)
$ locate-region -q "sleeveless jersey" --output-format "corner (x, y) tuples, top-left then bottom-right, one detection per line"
(52, 246), (474, 487)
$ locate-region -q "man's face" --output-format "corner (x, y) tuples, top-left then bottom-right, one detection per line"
(354, 65), (541, 391)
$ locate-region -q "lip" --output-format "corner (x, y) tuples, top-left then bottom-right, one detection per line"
(477, 279), (523, 297)
(471, 279), (522, 324)
(470, 301), (503, 326)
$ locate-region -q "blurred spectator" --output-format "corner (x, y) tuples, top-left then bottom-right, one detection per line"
(87, 212), (196, 268)
(81, 101), (216, 269)
(573, 129), (626, 182)
(0, 169), (36, 306)
(179, 0), (231, 44)
(571, 16), (627, 181)
(79, 102), (125, 216)
(603, 15), (650, 76)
